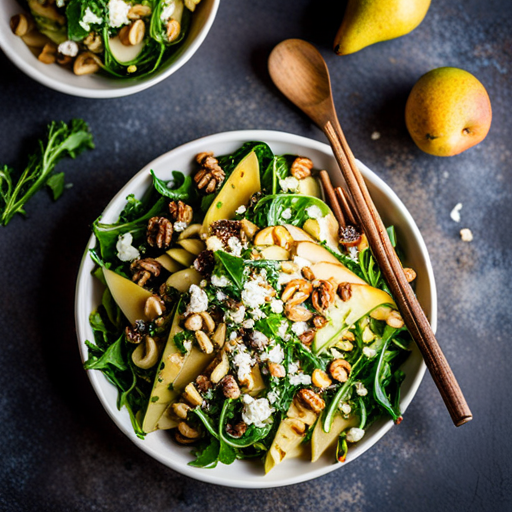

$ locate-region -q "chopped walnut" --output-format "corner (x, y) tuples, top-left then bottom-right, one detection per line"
(194, 250), (215, 275)
(125, 320), (148, 344)
(194, 152), (225, 194)
(147, 216), (173, 249)
(299, 330), (316, 346)
(297, 388), (325, 414)
(313, 315), (328, 329)
(131, 258), (162, 287)
(290, 157), (313, 180)
(169, 200), (193, 226)
(195, 374), (212, 394)
(220, 375), (241, 399)
(338, 282), (352, 302)
(311, 280), (336, 312)
(226, 421), (248, 438)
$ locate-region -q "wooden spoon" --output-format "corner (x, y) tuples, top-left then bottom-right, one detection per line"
(268, 38), (472, 427)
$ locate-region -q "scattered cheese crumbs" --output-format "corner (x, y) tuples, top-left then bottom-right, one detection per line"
(281, 208), (292, 220)
(216, 290), (227, 302)
(251, 331), (268, 351)
(56, 0), (66, 7)
(206, 235), (224, 252)
(79, 7), (103, 31)
(363, 346), (377, 358)
(355, 382), (368, 396)
(229, 331), (239, 341)
(288, 361), (299, 375)
(279, 176), (300, 193)
(371, 131), (381, 140)
(160, 1), (176, 21)
(291, 321), (308, 336)
(277, 320), (289, 340)
(183, 339), (192, 352)
(233, 348), (254, 382)
(235, 205), (247, 215)
(242, 319), (255, 329)
(270, 299), (284, 314)
(251, 308), (266, 321)
(116, 233), (140, 262)
(226, 306), (246, 324)
(460, 228), (473, 242)
(347, 246), (359, 263)
(242, 280), (271, 309)
(58, 40), (79, 57)
(242, 397), (274, 428)
(174, 221), (188, 232)
(261, 344), (284, 364)
(450, 203), (462, 223)
(289, 373), (312, 386)
(340, 402), (352, 415)
(108, 0), (131, 27)
(306, 205), (324, 219)
(267, 390), (279, 404)
(228, 236), (243, 256)
(211, 274), (231, 287)
(186, 284), (209, 314)
(346, 427), (365, 443)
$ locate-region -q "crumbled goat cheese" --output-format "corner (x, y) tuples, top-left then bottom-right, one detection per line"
(340, 402), (352, 415)
(267, 390), (279, 404)
(243, 319), (255, 329)
(281, 208), (292, 220)
(242, 280), (270, 309)
(371, 131), (381, 140)
(229, 331), (239, 341)
(233, 349), (254, 382)
(242, 397), (274, 427)
(348, 246), (359, 263)
(56, 0), (66, 8)
(235, 205), (247, 215)
(206, 236), (224, 252)
(160, 1), (176, 21)
(288, 361), (299, 375)
(58, 40), (79, 57)
(279, 176), (299, 193)
(460, 228), (473, 242)
(450, 203), (463, 223)
(306, 205), (324, 219)
(211, 274), (232, 287)
(216, 290), (227, 302)
(363, 346), (377, 358)
(251, 308), (266, 321)
(277, 321), (289, 340)
(250, 331), (268, 351)
(289, 373), (312, 386)
(346, 427), (365, 443)
(186, 284), (208, 314)
(261, 344), (285, 364)
(270, 299), (284, 314)
(293, 256), (312, 269)
(355, 382), (368, 397)
(79, 7), (103, 31)
(291, 321), (309, 336)
(116, 233), (140, 262)
(174, 221), (187, 232)
(226, 305), (246, 324)
(228, 236), (243, 256)
(242, 394), (253, 405)
(330, 348), (345, 359)
(108, 0), (131, 28)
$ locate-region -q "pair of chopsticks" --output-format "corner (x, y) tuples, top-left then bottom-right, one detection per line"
(319, 121), (472, 427)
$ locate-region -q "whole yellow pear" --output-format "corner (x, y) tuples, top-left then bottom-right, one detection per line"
(334, 0), (431, 55)
(405, 67), (492, 157)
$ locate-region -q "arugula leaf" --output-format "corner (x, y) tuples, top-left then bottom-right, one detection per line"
(188, 437), (220, 468)
(118, 194), (146, 223)
(84, 333), (126, 371)
(151, 170), (197, 205)
(215, 251), (245, 289)
(0, 120), (94, 226)
(261, 155), (295, 194)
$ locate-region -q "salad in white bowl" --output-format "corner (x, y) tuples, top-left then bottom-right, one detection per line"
(75, 131), (436, 487)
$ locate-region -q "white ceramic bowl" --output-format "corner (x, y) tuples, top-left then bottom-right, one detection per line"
(0, 0), (219, 98)
(75, 130), (437, 488)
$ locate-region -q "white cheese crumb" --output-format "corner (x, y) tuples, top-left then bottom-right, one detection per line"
(261, 344), (284, 364)
(281, 208), (292, 220)
(58, 40), (79, 57)
(108, 0), (131, 28)
(56, 0), (66, 8)
(242, 280), (270, 309)
(267, 390), (279, 405)
(227, 236), (243, 257)
(226, 305), (246, 324)
(355, 382), (368, 397)
(306, 205), (324, 220)
(206, 236), (224, 252)
(235, 205), (247, 215)
(174, 221), (188, 232)
(450, 203), (462, 223)
(363, 346), (377, 358)
(270, 299), (284, 314)
(250, 308), (266, 321)
(330, 348), (345, 359)
(340, 402), (352, 415)
(242, 319), (255, 329)
(79, 7), (103, 31)
(289, 373), (312, 386)
(288, 361), (299, 375)
(216, 290), (227, 302)
(279, 176), (299, 193)
(291, 321), (308, 336)
(229, 331), (239, 341)
(160, 1), (176, 21)
(186, 284), (208, 314)
(347, 246), (359, 263)
(233, 348), (254, 382)
(460, 228), (473, 242)
(277, 320), (289, 340)
(116, 233), (140, 262)
(346, 427), (365, 443)
(211, 274), (231, 287)
(242, 397), (274, 428)
(371, 131), (381, 140)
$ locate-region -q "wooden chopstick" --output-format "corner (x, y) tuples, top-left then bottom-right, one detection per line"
(323, 120), (472, 427)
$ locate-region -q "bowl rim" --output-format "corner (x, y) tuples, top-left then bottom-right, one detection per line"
(0, 0), (220, 99)
(75, 129), (437, 488)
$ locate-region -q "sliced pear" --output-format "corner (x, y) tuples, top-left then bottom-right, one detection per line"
(265, 418), (308, 474)
(312, 286), (395, 353)
(287, 399), (318, 426)
(155, 254), (183, 273)
(303, 213), (340, 252)
(311, 412), (358, 462)
(248, 364), (266, 397)
(166, 268), (202, 293)
(260, 245), (290, 260)
(177, 238), (205, 256)
(284, 224), (314, 242)
(109, 36), (145, 64)
(166, 248), (195, 267)
(298, 176), (322, 198)
(310, 262), (367, 286)
(201, 151), (260, 236)
(178, 223), (202, 240)
(156, 407), (180, 430)
(102, 267), (152, 324)
(253, 226), (275, 246)
(293, 241), (340, 265)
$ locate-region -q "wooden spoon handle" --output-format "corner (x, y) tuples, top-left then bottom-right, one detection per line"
(324, 119), (472, 427)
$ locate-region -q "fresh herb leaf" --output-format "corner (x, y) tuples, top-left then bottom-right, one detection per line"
(151, 170), (197, 204)
(46, 172), (65, 200)
(215, 251), (245, 289)
(188, 437), (220, 468)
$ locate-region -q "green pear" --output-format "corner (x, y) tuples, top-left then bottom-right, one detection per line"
(334, 0), (431, 55)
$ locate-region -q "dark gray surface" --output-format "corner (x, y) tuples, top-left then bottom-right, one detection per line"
(1, 1), (511, 511)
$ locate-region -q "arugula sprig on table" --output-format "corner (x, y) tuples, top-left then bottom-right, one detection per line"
(0, 120), (94, 226)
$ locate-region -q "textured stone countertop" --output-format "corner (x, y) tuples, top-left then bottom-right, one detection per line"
(1, 1), (511, 511)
